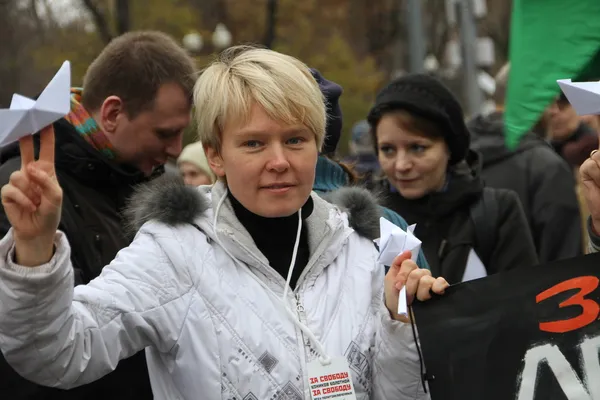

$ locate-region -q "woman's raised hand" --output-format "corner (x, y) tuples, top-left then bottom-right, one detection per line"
(1, 125), (62, 265)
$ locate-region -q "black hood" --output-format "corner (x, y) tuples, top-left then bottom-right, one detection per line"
(378, 149), (484, 220)
(468, 111), (550, 168)
(0, 118), (162, 187)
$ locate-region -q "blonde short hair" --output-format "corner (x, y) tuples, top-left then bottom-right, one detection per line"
(193, 45), (326, 151)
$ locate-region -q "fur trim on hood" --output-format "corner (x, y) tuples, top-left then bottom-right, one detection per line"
(123, 175), (382, 240)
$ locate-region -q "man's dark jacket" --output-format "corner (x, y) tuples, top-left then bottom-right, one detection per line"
(0, 118), (154, 399)
(468, 111), (583, 264)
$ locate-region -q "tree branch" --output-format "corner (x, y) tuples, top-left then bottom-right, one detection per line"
(81, 0), (113, 44)
(264, 0), (277, 48)
(426, 0), (449, 63)
(40, 0), (59, 29)
(115, 0), (129, 35)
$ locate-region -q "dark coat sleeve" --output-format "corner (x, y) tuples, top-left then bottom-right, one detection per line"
(528, 148), (583, 263)
(488, 188), (539, 274)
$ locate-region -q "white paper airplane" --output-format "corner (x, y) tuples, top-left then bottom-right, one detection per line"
(0, 61), (71, 147)
(557, 79), (600, 116)
(374, 218), (422, 317)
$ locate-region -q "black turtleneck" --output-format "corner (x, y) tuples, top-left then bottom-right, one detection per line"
(229, 193), (313, 289)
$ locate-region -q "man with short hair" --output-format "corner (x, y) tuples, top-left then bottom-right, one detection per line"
(0, 30), (196, 400)
(468, 63), (582, 263)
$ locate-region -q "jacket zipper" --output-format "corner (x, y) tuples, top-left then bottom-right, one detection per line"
(295, 292), (311, 399)
(220, 230), (321, 396)
(295, 293), (307, 323)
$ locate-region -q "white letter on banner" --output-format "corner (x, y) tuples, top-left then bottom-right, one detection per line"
(516, 343), (591, 400)
(580, 336), (600, 400)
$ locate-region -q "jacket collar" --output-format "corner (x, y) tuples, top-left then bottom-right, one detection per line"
(313, 156), (349, 194)
(122, 174), (388, 291)
(197, 181), (351, 292)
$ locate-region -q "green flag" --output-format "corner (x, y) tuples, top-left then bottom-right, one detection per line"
(504, 0), (600, 149)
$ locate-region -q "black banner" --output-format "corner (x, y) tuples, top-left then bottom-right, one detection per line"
(413, 252), (600, 400)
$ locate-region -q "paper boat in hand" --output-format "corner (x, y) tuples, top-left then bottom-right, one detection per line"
(374, 218), (422, 317)
(557, 79), (600, 116)
(0, 61), (71, 147)
(375, 218), (421, 266)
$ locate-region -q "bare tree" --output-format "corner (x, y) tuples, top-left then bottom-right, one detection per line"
(189, 0), (228, 32)
(480, 0), (512, 71)
(0, 0), (53, 106)
(424, 0), (451, 65)
(80, 0), (131, 44)
(264, 0), (277, 48)
(347, 0), (399, 74)
(81, 0), (113, 43)
(0, 1), (20, 106)
(115, 0), (130, 34)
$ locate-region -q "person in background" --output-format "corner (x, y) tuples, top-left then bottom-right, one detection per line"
(368, 73), (538, 284)
(0, 44), (446, 400)
(546, 91), (598, 168)
(543, 77), (600, 253)
(581, 114), (600, 133)
(573, 111), (600, 252)
(580, 142), (600, 253)
(310, 69), (429, 269)
(468, 63), (582, 263)
(342, 120), (380, 183)
(0, 31), (197, 400)
(177, 141), (216, 185)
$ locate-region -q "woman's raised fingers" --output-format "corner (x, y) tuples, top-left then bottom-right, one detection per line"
(19, 135), (35, 170)
(26, 164), (62, 206)
(1, 184), (36, 212)
(8, 171), (41, 205)
(38, 125), (55, 166)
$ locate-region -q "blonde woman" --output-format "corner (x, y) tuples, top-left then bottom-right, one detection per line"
(0, 46), (448, 400)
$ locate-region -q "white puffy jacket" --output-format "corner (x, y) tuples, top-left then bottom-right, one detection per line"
(0, 179), (428, 400)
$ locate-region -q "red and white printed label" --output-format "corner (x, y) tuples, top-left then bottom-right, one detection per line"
(307, 357), (357, 400)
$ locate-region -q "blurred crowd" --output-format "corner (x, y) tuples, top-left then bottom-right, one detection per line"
(0, 29), (598, 400)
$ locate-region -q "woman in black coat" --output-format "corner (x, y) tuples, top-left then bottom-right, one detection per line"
(366, 74), (538, 284)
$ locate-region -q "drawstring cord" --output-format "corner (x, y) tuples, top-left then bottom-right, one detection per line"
(212, 189), (332, 365)
(409, 304), (433, 393)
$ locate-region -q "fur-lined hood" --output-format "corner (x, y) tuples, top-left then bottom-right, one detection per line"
(123, 174), (382, 240)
